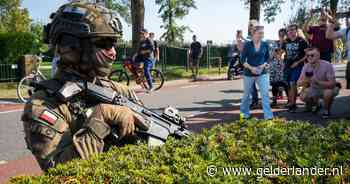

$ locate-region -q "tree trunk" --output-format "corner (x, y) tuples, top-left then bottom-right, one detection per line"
(249, 0), (260, 21)
(131, 0), (144, 53)
(330, 0), (339, 16)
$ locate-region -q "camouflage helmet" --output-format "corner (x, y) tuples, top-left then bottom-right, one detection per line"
(44, 1), (123, 45)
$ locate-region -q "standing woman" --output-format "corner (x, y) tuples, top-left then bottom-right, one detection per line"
(240, 25), (273, 120)
(277, 28), (287, 49)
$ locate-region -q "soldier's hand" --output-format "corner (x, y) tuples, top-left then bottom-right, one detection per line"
(118, 113), (136, 137)
(118, 112), (149, 137)
(89, 104), (149, 138)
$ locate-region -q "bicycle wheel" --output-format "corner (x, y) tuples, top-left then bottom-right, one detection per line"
(150, 69), (164, 91)
(17, 75), (35, 103)
(109, 70), (130, 86)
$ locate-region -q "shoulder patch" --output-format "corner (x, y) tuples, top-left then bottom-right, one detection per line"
(39, 110), (58, 125)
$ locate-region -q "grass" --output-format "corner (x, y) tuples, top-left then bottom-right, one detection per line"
(0, 83), (19, 100)
(162, 65), (227, 81)
(0, 62), (227, 99)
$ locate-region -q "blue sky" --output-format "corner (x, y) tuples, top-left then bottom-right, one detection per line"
(22, 0), (295, 44)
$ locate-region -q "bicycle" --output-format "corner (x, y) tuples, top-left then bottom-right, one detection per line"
(109, 57), (164, 91)
(17, 54), (49, 103)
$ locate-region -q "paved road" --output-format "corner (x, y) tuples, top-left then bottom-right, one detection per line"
(0, 78), (241, 162)
(0, 64), (349, 182)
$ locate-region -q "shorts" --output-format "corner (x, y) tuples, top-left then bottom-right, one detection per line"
(301, 87), (339, 100)
(286, 67), (302, 84)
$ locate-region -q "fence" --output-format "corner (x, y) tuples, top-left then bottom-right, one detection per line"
(0, 63), (20, 82)
(0, 45), (231, 82)
(115, 45), (231, 73)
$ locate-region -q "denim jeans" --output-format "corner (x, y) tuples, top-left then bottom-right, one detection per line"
(143, 58), (154, 89)
(251, 83), (258, 103)
(240, 74), (273, 119)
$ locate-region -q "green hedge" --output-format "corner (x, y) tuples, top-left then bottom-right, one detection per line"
(11, 119), (350, 184)
(0, 32), (39, 64)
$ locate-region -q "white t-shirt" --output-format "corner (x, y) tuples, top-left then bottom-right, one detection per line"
(337, 28), (350, 61)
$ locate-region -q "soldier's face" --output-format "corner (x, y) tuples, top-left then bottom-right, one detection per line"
(91, 38), (117, 61)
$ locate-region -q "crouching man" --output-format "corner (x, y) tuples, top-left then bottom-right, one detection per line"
(297, 47), (339, 118)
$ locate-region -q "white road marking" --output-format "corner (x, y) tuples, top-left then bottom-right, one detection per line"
(0, 100), (20, 105)
(180, 85), (199, 89)
(0, 109), (23, 114)
(214, 81), (231, 84)
(186, 112), (207, 118)
(0, 160), (7, 165)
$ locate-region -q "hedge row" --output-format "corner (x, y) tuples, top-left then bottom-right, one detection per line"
(11, 119), (350, 184)
(0, 32), (39, 64)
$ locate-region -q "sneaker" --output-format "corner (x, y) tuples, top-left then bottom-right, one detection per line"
(288, 105), (297, 113)
(284, 104), (291, 108)
(250, 100), (259, 109)
(303, 103), (313, 112)
(303, 106), (313, 113)
(146, 87), (155, 93)
(312, 103), (322, 114)
(322, 111), (330, 119)
(271, 97), (277, 107)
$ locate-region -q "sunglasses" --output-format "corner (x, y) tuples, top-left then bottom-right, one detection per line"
(306, 54), (315, 58)
(92, 38), (117, 49)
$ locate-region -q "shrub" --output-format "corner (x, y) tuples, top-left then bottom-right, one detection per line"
(0, 32), (39, 64)
(10, 119), (350, 184)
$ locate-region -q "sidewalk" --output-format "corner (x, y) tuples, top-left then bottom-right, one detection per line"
(187, 79), (350, 132)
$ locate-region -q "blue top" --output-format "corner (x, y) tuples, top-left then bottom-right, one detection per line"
(240, 40), (270, 76)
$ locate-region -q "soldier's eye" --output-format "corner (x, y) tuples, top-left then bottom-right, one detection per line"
(93, 39), (117, 49)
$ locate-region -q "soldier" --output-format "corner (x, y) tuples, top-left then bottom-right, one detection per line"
(21, 1), (148, 171)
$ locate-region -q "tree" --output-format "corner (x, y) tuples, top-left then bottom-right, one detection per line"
(131, 0), (145, 52)
(242, 0), (285, 23)
(30, 22), (48, 53)
(0, 0), (31, 33)
(249, 0), (261, 21)
(288, 0), (350, 25)
(105, 0), (132, 24)
(156, 0), (196, 46)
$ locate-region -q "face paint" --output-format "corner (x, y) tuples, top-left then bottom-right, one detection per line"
(95, 48), (116, 64)
(80, 38), (118, 77)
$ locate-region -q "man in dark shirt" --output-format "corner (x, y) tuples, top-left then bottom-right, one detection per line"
(282, 24), (309, 112)
(149, 32), (160, 64)
(138, 28), (155, 91)
(189, 35), (202, 80)
(304, 8), (334, 62)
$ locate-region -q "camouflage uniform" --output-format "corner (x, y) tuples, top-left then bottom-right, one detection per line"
(21, 2), (146, 171)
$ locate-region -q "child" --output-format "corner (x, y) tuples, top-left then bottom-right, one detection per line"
(270, 48), (288, 106)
